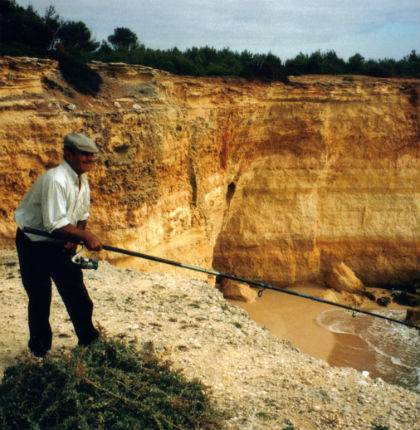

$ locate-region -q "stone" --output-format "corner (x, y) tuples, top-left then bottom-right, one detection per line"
(405, 309), (420, 326)
(321, 288), (364, 307)
(376, 296), (391, 307)
(341, 291), (365, 306)
(320, 289), (340, 303)
(393, 292), (420, 307)
(220, 279), (257, 303)
(324, 263), (365, 295)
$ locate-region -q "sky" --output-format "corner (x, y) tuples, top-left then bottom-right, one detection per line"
(18, 0), (420, 60)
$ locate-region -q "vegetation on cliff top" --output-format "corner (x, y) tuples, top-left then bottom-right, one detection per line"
(0, 338), (222, 429)
(1, 0), (419, 82)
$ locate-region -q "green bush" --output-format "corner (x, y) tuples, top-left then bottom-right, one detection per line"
(57, 53), (102, 96)
(0, 338), (222, 429)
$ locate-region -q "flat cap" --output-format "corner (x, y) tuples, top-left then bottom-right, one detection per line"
(64, 133), (99, 153)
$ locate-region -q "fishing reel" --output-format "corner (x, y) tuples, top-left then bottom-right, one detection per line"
(71, 253), (99, 270)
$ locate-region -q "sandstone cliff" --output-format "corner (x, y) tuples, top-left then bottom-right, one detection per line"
(1, 56), (419, 286)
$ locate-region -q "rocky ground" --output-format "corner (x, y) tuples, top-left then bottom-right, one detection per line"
(0, 249), (419, 430)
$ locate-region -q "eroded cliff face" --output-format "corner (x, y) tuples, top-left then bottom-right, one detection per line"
(0, 56), (419, 285)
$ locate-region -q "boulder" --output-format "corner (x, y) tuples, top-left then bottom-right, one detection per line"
(406, 309), (420, 326)
(325, 262), (365, 295)
(220, 279), (257, 303)
(341, 290), (365, 306)
(320, 288), (365, 307)
(320, 289), (340, 303)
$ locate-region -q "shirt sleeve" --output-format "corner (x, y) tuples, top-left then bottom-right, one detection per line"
(41, 175), (71, 232)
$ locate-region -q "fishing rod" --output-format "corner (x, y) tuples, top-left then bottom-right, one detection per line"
(22, 227), (420, 330)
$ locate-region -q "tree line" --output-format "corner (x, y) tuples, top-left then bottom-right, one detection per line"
(1, 0), (419, 83)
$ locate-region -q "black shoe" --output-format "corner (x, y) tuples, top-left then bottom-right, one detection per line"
(78, 331), (100, 347)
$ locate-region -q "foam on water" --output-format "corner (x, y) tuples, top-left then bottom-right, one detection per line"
(316, 309), (420, 392)
(315, 309), (357, 335)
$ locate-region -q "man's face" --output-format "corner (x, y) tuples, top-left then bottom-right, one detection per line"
(65, 148), (96, 175)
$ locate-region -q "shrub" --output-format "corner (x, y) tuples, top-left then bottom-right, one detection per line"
(57, 53), (102, 96)
(0, 338), (222, 429)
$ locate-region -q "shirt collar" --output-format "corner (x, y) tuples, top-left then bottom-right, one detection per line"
(62, 160), (86, 185)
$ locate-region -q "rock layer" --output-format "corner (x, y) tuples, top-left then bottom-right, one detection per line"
(0, 57), (419, 286)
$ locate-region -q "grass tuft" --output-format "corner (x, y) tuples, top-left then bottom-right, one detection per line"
(0, 337), (223, 429)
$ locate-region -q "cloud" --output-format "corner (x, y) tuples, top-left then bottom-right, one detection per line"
(17, 0), (420, 59)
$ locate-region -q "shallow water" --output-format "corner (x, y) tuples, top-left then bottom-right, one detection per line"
(316, 309), (420, 392)
(232, 287), (420, 393)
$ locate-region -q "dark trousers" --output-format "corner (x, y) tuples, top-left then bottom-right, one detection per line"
(16, 229), (99, 356)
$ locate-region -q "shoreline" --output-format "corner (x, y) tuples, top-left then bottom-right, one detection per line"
(232, 285), (419, 391)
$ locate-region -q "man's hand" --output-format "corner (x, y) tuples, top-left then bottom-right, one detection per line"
(82, 231), (102, 251)
(64, 242), (78, 253)
(54, 224), (102, 251)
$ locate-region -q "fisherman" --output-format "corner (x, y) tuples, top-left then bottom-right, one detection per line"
(14, 132), (103, 357)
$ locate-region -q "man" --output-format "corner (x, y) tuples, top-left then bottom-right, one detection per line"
(15, 132), (103, 357)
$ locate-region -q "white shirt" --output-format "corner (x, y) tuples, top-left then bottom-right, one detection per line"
(15, 161), (90, 241)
